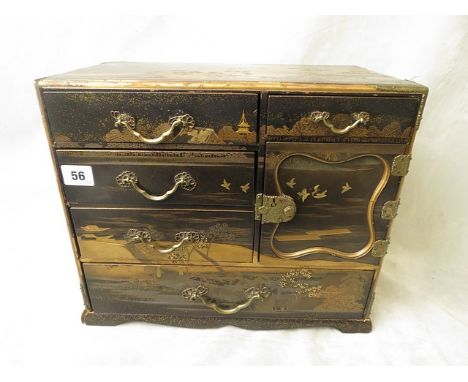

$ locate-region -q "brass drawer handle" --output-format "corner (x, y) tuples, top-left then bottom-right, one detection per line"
(156, 236), (190, 254)
(182, 285), (271, 315)
(110, 111), (195, 144)
(310, 111), (370, 135)
(116, 171), (196, 201)
(124, 229), (207, 254)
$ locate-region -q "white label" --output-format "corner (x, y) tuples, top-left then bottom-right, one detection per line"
(61, 165), (94, 186)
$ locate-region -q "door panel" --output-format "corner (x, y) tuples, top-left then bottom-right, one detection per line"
(259, 143), (405, 265)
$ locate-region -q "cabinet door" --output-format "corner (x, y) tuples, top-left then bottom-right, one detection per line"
(259, 142), (407, 265)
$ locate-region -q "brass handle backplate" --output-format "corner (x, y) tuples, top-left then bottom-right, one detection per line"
(182, 285), (271, 315)
(310, 111), (370, 135)
(110, 111), (195, 144)
(116, 171), (196, 201)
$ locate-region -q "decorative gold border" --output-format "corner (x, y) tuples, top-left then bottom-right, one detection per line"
(270, 153), (390, 259)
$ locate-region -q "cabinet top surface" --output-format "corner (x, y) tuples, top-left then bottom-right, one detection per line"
(36, 62), (427, 93)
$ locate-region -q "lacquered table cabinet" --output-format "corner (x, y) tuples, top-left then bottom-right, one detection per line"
(36, 63), (427, 333)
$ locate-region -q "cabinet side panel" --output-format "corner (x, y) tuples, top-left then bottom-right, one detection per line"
(35, 82), (92, 309)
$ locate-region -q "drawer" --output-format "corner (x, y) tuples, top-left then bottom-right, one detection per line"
(267, 95), (420, 144)
(43, 91), (258, 147)
(72, 208), (254, 264)
(57, 150), (255, 208)
(83, 264), (374, 319)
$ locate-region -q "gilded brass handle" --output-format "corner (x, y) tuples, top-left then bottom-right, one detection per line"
(116, 171), (196, 201)
(110, 111), (195, 144)
(124, 229), (207, 254)
(182, 285), (271, 315)
(310, 111), (370, 135)
(156, 236), (190, 254)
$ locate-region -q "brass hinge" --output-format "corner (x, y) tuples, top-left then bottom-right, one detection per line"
(371, 240), (390, 258)
(255, 194), (297, 224)
(391, 155), (411, 176)
(381, 200), (400, 220)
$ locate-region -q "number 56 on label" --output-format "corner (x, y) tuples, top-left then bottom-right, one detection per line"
(60, 165), (94, 186)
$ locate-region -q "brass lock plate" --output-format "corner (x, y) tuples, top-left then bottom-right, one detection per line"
(255, 194), (297, 224)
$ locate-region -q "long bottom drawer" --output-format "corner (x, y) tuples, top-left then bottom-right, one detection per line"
(84, 264), (374, 319)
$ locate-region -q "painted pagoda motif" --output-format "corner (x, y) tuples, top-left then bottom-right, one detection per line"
(236, 110), (251, 135)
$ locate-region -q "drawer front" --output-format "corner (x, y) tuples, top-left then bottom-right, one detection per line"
(43, 91), (258, 147)
(259, 142), (405, 265)
(57, 150), (255, 208)
(84, 264), (374, 319)
(73, 208), (254, 264)
(267, 95), (420, 144)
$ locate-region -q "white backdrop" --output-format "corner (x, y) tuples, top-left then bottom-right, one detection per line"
(0, 15), (467, 366)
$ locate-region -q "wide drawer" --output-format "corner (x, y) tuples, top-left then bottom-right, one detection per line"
(267, 95), (420, 144)
(43, 91), (258, 147)
(57, 150), (255, 208)
(83, 264), (374, 319)
(72, 208), (254, 264)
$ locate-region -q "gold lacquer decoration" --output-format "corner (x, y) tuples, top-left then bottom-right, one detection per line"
(181, 285), (271, 315)
(220, 179), (231, 191)
(314, 274), (366, 312)
(371, 240), (390, 258)
(381, 200), (400, 220)
(311, 184), (327, 199)
(269, 153), (390, 259)
(278, 269), (322, 298)
(297, 188), (310, 202)
(110, 111), (195, 144)
(236, 110), (251, 135)
(116, 170), (196, 201)
(310, 111), (370, 135)
(286, 178), (296, 189)
(168, 223), (232, 264)
(124, 229), (152, 243)
(81, 225), (110, 233)
(391, 155), (411, 176)
(255, 194), (297, 224)
(240, 183), (250, 193)
(341, 182), (352, 194)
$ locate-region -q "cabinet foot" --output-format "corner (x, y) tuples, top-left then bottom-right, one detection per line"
(81, 309), (372, 333)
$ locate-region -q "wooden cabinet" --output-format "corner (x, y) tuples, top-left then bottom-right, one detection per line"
(36, 63), (427, 333)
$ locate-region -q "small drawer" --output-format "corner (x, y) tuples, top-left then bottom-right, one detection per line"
(73, 208), (254, 264)
(43, 91), (258, 147)
(84, 264), (374, 319)
(267, 95), (420, 144)
(57, 150), (255, 208)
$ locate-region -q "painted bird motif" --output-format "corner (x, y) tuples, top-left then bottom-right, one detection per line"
(311, 184), (327, 199)
(240, 183), (250, 193)
(297, 188), (310, 202)
(220, 179), (231, 191)
(286, 177), (296, 189)
(341, 182), (352, 194)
